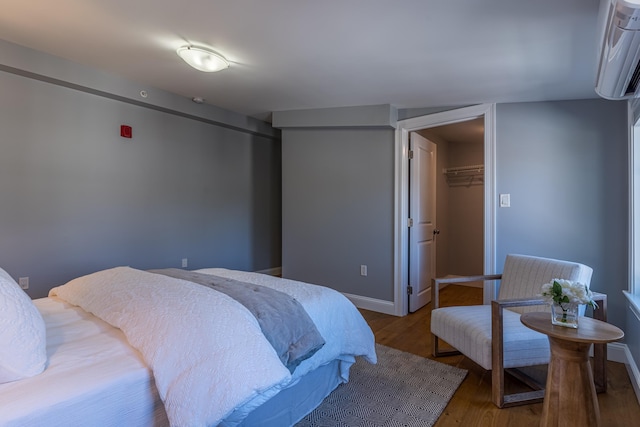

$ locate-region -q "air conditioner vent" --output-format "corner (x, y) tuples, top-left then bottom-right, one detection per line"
(626, 59), (640, 96)
(596, 0), (640, 100)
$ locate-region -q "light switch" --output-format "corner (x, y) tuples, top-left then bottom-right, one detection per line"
(500, 193), (511, 208)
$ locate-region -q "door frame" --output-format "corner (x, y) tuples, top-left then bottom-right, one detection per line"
(393, 104), (497, 316)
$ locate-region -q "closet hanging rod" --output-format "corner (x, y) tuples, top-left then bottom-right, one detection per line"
(442, 164), (484, 175)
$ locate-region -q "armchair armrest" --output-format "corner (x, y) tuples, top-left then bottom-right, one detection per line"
(491, 296), (549, 407)
(490, 296), (548, 369)
(431, 274), (502, 309)
(430, 273), (502, 359)
(492, 296), (546, 308)
(490, 296), (548, 371)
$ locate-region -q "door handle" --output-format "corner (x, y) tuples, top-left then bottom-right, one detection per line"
(433, 229), (440, 235)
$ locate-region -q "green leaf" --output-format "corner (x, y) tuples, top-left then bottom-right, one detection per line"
(552, 281), (562, 296)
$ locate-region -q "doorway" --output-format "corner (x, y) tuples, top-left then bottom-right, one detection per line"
(408, 119), (485, 312)
(393, 104), (497, 316)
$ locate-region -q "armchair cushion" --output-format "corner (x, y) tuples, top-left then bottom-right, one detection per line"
(431, 305), (549, 370)
(497, 254), (593, 314)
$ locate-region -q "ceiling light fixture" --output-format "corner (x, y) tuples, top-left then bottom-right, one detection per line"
(176, 46), (229, 73)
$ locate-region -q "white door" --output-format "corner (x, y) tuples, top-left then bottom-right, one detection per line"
(409, 133), (437, 312)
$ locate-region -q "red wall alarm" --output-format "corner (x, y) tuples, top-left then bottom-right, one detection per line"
(120, 125), (132, 138)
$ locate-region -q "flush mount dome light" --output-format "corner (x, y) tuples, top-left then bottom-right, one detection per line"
(176, 46), (229, 72)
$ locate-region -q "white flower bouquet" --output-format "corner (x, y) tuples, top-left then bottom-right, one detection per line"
(540, 279), (597, 328)
(540, 279), (597, 309)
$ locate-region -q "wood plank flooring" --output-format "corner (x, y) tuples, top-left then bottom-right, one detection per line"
(359, 285), (640, 427)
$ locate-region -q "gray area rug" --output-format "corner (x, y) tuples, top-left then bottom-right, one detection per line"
(296, 344), (467, 427)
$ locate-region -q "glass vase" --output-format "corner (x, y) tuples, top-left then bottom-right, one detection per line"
(551, 303), (579, 328)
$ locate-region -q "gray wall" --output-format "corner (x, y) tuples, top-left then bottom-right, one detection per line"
(5, 35), (630, 336)
(0, 67), (281, 298)
(280, 128), (395, 300)
(277, 100), (628, 335)
(496, 99), (628, 329)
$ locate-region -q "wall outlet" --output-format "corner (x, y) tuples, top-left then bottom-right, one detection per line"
(18, 277), (29, 290)
(181, 258), (188, 268)
(360, 265), (368, 276)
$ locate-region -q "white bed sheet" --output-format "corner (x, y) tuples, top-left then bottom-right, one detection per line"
(0, 297), (168, 427)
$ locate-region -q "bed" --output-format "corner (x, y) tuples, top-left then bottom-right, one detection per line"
(0, 266), (377, 427)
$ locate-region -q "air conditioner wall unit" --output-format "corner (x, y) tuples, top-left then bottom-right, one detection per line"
(596, 0), (640, 99)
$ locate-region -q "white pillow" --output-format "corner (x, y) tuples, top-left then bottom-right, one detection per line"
(0, 268), (47, 383)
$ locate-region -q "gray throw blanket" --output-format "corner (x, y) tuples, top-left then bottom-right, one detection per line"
(148, 268), (325, 373)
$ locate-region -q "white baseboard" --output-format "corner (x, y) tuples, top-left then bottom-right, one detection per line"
(258, 270), (395, 313)
(343, 292), (396, 315)
(599, 342), (640, 405)
(608, 342), (628, 364)
(255, 270), (395, 314)
(255, 267), (282, 276)
(617, 342), (640, 406)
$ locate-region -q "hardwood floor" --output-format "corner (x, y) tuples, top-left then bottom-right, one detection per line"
(359, 285), (640, 426)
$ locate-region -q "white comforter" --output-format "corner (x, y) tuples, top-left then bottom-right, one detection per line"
(49, 267), (376, 427)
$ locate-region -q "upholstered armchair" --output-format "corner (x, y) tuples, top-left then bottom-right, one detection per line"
(430, 254), (607, 408)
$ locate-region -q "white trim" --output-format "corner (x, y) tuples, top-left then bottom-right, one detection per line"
(630, 102), (636, 297)
(624, 290), (640, 321)
(620, 342), (640, 405)
(394, 104), (497, 316)
(393, 125), (410, 316)
(609, 342), (630, 364)
(483, 105), (498, 304)
(629, 102), (640, 316)
(343, 293), (396, 315)
(255, 267), (282, 276)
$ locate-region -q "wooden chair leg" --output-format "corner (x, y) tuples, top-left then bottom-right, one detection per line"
(432, 332), (439, 357)
(491, 301), (505, 408)
(432, 334), (461, 357)
(592, 294), (608, 393)
(491, 301), (545, 408)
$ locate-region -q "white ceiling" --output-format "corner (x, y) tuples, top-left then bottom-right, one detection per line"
(421, 118), (485, 145)
(0, 0), (603, 121)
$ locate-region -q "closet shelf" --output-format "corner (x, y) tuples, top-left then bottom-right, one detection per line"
(442, 164), (484, 176)
(443, 164), (484, 187)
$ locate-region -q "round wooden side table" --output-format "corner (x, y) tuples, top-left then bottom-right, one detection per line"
(520, 312), (624, 427)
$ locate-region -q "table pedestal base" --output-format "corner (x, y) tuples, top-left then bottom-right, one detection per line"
(541, 337), (599, 427)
